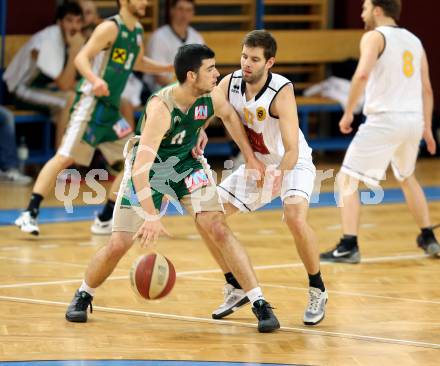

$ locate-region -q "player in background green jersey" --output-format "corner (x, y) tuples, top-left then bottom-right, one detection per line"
(16, 0), (173, 236)
(65, 44), (281, 333)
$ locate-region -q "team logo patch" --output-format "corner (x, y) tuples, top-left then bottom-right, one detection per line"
(112, 119), (133, 138)
(112, 48), (127, 64)
(121, 31), (128, 38)
(184, 169), (209, 193)
(256, 107), (266, 121)
(194, 105), (208, 120)
(174, 116), (181, 124)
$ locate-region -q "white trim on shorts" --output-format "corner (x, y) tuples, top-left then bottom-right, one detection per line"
(57, 94), (97, 164)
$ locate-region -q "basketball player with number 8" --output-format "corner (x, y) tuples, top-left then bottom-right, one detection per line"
(321, 0), (440, 263)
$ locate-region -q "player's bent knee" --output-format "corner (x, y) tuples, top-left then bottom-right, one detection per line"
(209, 219), (231, 243)
(337, 171), (359, 195)
(284, 204), (308, 232)
(399, 174), (415, 187)
(285, 213), (307, 233)
(195, 211), (218, 230)
(196, 212), (230, 243)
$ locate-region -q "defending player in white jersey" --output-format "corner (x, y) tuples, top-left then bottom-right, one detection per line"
(321, 0), (440, 263)
(194, 30), (328, 326)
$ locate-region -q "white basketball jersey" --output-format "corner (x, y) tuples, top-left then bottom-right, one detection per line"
(228, 70), (312, 165)
(363, 26), (423, 115)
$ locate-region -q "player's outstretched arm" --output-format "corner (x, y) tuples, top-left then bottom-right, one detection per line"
(212, 77), (265, 185)
(131, 98), (172, 246)
(340, 31), (384, 133)
(74, 21), (119, 96)
(271, 83), (299, 175)
(420, 49), (436, 155)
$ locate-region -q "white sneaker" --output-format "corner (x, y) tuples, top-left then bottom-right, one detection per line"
(303, 287), (328, 325)
(90, 216), (112, 235)
(15, 211), (39, 236)
(0, 169), (32, 185)
(211, 283), (249, 319)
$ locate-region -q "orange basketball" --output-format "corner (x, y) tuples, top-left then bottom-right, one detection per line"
(130, 253), (176, 300)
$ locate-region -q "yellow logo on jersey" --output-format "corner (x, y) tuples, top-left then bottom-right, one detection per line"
(112, 48), (127, 64)
(243, 107), (254, 126)
(256, 107), (266, 122)
(402, 50), (414, 77)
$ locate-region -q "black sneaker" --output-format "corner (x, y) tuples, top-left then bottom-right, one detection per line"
(65, 290), (93, 323)
(417, 233), (440, 257)
(251, 299), (280, 333)
(320, 239), (360, 264)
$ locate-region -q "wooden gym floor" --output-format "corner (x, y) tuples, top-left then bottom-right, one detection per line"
(0, 159), (439, 365)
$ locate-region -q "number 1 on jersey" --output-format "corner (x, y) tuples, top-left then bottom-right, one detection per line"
(171, 130), (186, 145)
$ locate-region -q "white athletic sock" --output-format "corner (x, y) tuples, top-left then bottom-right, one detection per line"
(79, 280), (96, 297)
(246, 286), (265, 304)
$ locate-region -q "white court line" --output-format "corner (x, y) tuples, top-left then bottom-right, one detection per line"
(2, 272), (439, 306)
(0, 276), (128, 289)
(39, 244), (59, 249)
(360, 253), (429, 263)
(0, 294), (438, 350)
(0, 255), (89, 268)
(181, 276), (440, 305)
(326, 223), (376, 230)
(0, 247), (20, 251)
(178, 253), (430, 275)
(0, 252), (431, 289)
(0, 255), (127, 274)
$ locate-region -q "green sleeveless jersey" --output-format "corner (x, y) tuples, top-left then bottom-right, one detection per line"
(136, 83), (214, 174)
(119, 84), (215, 209)
(77, 14), (143, 109)
(75, 15), (142, 147)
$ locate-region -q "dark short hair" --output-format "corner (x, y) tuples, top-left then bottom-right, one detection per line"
(242, 30), (277, 61)
(371, 0), (401, 21)
(169, 0), (195, 8)
(56, 2), (83, 21)
(174, 44), (215, 84)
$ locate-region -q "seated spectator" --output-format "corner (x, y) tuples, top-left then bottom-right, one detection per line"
(143, 0), (204, 92)
(78, 0), (101, 39)
(2, 2), (85, 148)
(0, 106), (32, 185)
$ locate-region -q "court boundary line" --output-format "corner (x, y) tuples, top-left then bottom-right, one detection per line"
(1, 272), (438, 306)
(180, 275), (440, 305)
(0, 294), (439, 350)
(0, 252), (431, 290)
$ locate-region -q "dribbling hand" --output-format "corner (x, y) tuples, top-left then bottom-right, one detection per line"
(133, 219), (172, 248)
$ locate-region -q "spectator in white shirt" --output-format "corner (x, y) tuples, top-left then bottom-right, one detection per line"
(3, 2), (85, 147)
(144, 0), (204, 92)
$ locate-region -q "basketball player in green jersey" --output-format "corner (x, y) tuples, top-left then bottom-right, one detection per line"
(65, 44), (281, 333)
(15, 0), (173, 236)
